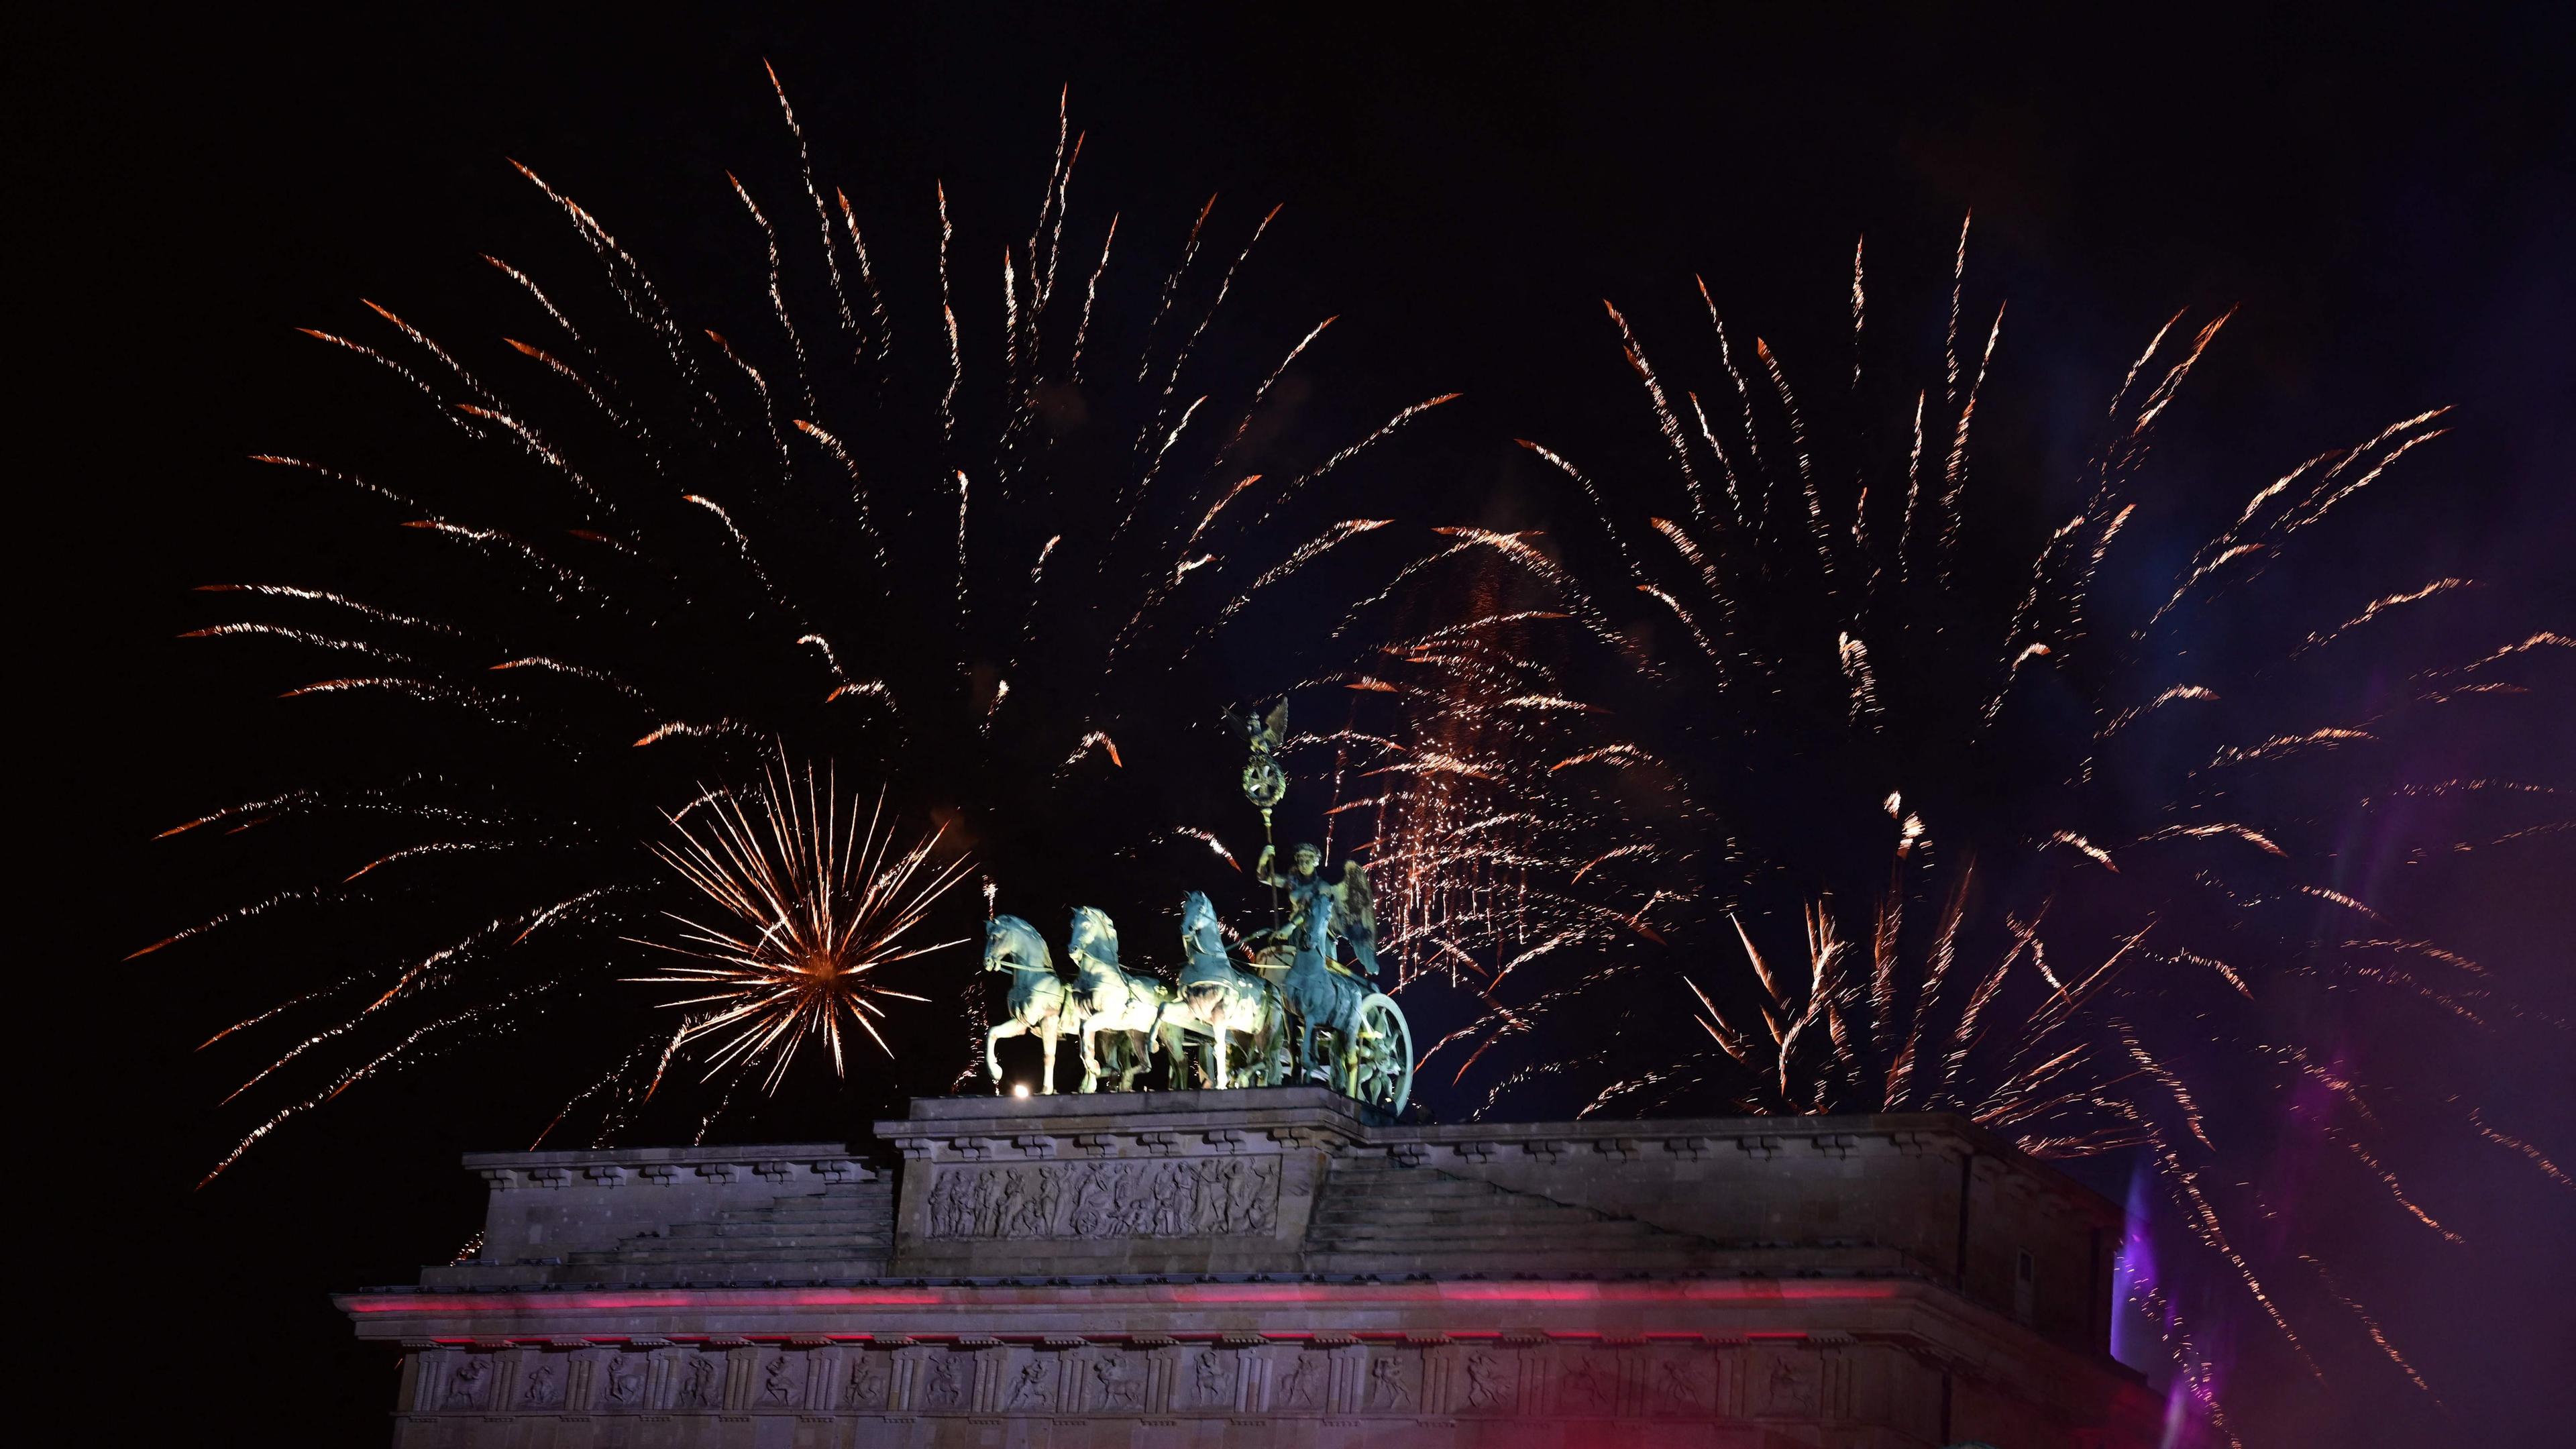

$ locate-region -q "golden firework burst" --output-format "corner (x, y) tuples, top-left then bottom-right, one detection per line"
(631, 753), (971, 1089)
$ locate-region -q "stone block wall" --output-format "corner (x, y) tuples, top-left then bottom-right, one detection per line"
(344, 1089), (2153, 1447)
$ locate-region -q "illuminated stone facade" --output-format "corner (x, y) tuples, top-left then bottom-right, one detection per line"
(340, 1087), (2155, 1445)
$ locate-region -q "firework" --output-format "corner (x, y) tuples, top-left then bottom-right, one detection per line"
(628, 753), (968, 1089)
(154, 74), (1483, 1169)
(1405, 228), (2570, 1440)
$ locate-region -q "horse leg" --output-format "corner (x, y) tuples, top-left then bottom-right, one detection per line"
(1077, 1020), (1102, 1094)
(985, 1019), (1023, 1083)
(1038, 1014), (1061, 1094)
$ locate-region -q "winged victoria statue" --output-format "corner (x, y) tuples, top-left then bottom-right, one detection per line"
(979, 698), (1411, 1114)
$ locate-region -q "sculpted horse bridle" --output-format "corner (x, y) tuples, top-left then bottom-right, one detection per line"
(1158, 892), (1278, 1089)
(1066, 906), (1171, 1092)
(982, 914), (1077, 1093)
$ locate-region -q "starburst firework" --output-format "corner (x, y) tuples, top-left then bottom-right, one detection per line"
(631, 755), (967, 1089)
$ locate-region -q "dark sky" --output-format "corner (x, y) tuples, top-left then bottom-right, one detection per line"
(34, 5), (2572, 1444)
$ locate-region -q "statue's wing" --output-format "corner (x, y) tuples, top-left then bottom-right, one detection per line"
(1342, 861), (1375, 930)
(1262, 698), (1291, 749)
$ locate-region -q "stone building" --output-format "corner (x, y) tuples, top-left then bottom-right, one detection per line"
(340, 1087), (2156, 1446)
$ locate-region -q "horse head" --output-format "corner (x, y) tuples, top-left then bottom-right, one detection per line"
(1067, 906), (1120, 973)
(983, 914), (1053, 977)
(1179, 891), (1226, 959)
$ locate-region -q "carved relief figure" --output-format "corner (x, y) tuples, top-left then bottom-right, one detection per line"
(924, 1354), (965, 1409)
(1008, 1359), (1052, 1409)
(761, 1354), (800, 1405)
(844, 1357), (886, 1408)
(443, 1354), (489, 1408)
(676, 1354), (720, 1409)
(1092, 1352), (1140, 1407)
(1279, 1352), (1324, 1407)
(1559, 1354), (1609, 1411)
(998, 1171), (1031, 1236)
(1366, 1356), (1414, 1409)
(970, 1172), (998, 1235)
(1193, 1350), (1231, 1407)
(1758, 1352), (1819, 1415)
(520, 1361), (559, 1409)
(604, 1355), (645, 1407)
(1462, 1351), (1513, 1410)
(1654, 1357), (1703, 1413)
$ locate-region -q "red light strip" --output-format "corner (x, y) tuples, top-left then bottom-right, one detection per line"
(347, 1277), (1911, 1318)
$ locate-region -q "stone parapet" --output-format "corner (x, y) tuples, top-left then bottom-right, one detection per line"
(347, 1092), (2149, 1446)
(431, 1142), (882, 1288)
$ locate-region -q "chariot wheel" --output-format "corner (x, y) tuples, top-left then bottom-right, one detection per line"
(1346, 992), (1413, 1116)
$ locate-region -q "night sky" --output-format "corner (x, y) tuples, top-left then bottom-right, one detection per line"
(36, 7), (2572, 1444)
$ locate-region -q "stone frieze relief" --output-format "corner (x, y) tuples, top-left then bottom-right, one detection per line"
(921, 1156), (1281, 1240)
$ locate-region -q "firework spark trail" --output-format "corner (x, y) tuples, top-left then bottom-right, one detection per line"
(180, 623), (417, 663)
(290, 327), (488, 439)
(341, 839), (522, 882)
(765, 62), (861, 362)
(2330, 1130), (2465, 1243)
(1695, 283), (1776, 541)
(196, 981), (564, 1190)
(2468, 1108), (2574, 1190)
(400, 518), (598, 602)
(1603, 301), (1711, 525)
(1139, 194), (1218, 383)
(790, 419), (890, 579)
(484, 254), (611, 374)
(1106, 393), (1210, 551)
(2098, 684), (2220, 737)
(832, 188), (894, 370)
(508, 160), (717, 429)
(2297, 1254), (2440, 1401)
(1069, 214), (1116, 381)
(1059, 731), (1123, 771)
(2286, 577), (2480, 657)
(170, 79), (1521, 1179)
(489, 655), (647, 700)
(1212, 315), (1336, 472)
(1942, 213), (1971, 404)
(1416, 226), (2565, 1430)
(217, 897), (602, 1109)
(193, 580), (466, 637)
(1755, 336), (1836, 590)
(1208, 519), (1393, 627)
(1937, 303), (2004, 581)
(461, 392), (621, 511)
(634, 718), (757, 748)
(1240, 392), (1463, 537)
(1895, 391), (1927, 586)
(936, 181), (960, 439)
(1687, 390), (1753, 537)
(502, 335), (643, 441)
(1150, 203), (1281, 429)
